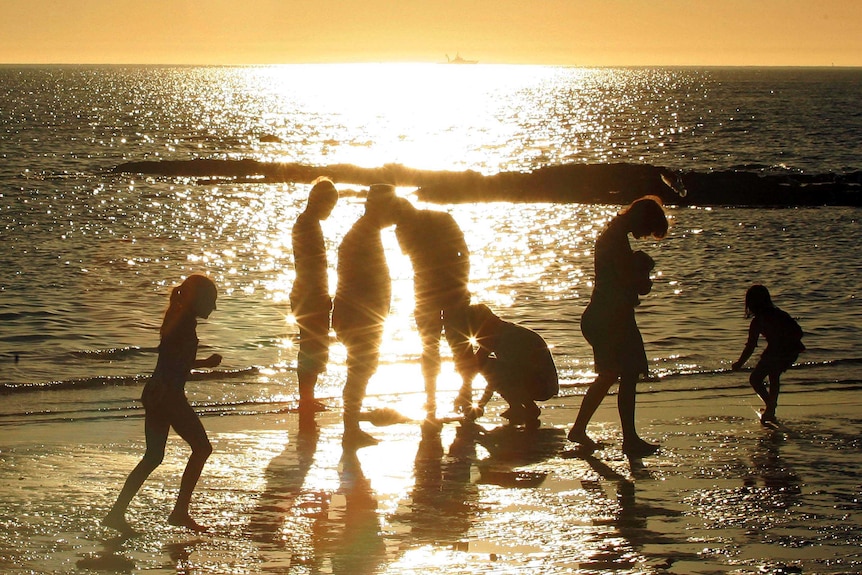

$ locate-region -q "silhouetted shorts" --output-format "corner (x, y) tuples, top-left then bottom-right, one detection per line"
(752, 348), (799, 380)
(296, 309), (330, 375)
(141, 380), (193, 424)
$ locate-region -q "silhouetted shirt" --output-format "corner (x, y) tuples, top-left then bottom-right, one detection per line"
(290, 211), (329, 306)
(396, 210), (469, 308)
(475, 317), (559, 401)
(333, 215), (391, 331)
(153, 312), (199, 391)
(745, 307), (805, 356)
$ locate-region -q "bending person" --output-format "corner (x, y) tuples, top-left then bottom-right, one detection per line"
(732, 284), (805, 425)
(395, 198), (475, 421)
(470, 304), (559, 427)
(332, 184), (400, 448)
(568, 196), (668, 458)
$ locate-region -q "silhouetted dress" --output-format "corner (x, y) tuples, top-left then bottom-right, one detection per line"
(580, 219), (648, 378)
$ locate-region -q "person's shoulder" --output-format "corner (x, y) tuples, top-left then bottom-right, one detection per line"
(597, 221), (626, 245)
(506, 320), (540, 339)
(419, 208), (456, 225)
(295, 210), (313, 224)
(773, 307), (802, 329)
(764, 306), (792, 323)
(293, 211), (318, 232)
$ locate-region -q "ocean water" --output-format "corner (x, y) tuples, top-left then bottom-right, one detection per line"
(2, 64), (860, 405)
(0, 65), (861, 573)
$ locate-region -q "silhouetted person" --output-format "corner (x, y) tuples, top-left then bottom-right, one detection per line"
(103, 274), (222, 535)
(291, 177), (339, 413)
(568, 196), (669, 458)
(469, 304), (559, 427)
(395, 198), (475, 420)
(332, 184), (400, 448)
(732, 284), (805, 425)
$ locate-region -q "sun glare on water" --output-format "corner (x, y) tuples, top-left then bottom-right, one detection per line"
(247, 63), (603, 172)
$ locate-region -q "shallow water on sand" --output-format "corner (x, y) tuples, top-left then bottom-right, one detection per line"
(1, 374), (861, 574)
(2, 65), (862, 574)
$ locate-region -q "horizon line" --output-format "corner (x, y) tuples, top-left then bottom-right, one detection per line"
(2, 61), (861, 69)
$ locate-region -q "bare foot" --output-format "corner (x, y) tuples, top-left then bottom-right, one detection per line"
(298, 399), (328, 413)
(421, 416), (443, 435)
(622, 439), (660, 458)
(567, 428), (600, 452)
(342, 428), (379, 449)
(101, 512), (138, 536)
(168, 512), (209, 532)
(760, 411), (779, 426)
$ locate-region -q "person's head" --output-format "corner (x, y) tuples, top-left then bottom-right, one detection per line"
(170, 274), (218, 318)
(621, 195), (669, 239)
(306, 177), (339, 220)
(364, 183), (400, 227)
(468, 303), (503, 337)
(745, 284), (774, 318)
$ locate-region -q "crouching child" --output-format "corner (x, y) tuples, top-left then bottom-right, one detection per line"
(468, 304), (559, 427)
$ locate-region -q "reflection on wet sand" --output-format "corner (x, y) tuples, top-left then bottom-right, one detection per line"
(570, 452), (692, 571)
(33, 387), (862, 574)
(392, 425), (479, 548)
(246, 413), (326, 570)
(330, 448), (387, 575)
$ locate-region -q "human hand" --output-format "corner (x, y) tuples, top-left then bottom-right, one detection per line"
(204, 353), (223, 368)
(454, 392), (472, 414)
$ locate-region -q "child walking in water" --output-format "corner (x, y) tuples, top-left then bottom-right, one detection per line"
(732, 284), (805, 425)
(103, 274), (222, 535)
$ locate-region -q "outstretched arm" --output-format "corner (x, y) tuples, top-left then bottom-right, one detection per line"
(732, 322), (758, 370)
(193, 353), (222, 369)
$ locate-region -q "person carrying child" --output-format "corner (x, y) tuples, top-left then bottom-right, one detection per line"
(468, 304), (559, 428)
(732, 284), (805, 425)
(567, 195), (669, 457)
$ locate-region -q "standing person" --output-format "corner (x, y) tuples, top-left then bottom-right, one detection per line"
(332, 184), (400, 448)
(395, 198), (475, 421)
(567, 196), (669, 458)
(469, 304), (559, 427)
(103, 274), (222, 535)
(732, 284), (805, 425)
(290, 177), (339, 413)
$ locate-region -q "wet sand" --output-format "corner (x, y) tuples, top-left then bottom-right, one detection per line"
(2, 370), (861, 574)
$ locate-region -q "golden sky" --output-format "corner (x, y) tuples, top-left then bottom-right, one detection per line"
(1, 0), (859, 66)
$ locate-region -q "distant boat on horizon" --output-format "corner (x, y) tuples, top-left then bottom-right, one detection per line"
(445, 53), (478, 64)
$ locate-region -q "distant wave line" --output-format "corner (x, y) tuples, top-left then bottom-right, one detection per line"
(0, 366), (260, 396)
(2, 357), (858, 398)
